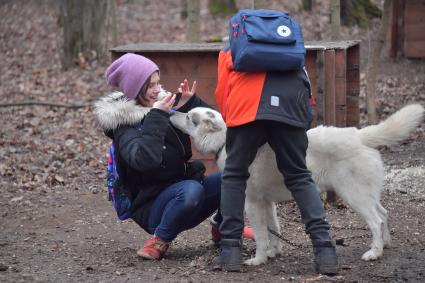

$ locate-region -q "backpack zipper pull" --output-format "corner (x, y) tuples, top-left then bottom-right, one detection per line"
(232, 22), (239, 37)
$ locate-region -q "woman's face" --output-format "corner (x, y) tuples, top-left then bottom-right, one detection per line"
(137, 72), (160, 107)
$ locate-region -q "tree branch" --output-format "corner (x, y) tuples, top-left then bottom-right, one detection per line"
(0, 100), (91, 108)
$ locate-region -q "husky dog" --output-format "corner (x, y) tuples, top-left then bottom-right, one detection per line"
(170, 104), (424, 265)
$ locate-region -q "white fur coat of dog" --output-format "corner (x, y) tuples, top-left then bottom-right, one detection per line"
(170, 104), (424, 265)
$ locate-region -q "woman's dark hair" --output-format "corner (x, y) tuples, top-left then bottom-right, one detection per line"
(136, 71), (160, 105)
(138, 74), (152, 97)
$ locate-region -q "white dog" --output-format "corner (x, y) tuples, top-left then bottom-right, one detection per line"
(170, 104), (424, 265)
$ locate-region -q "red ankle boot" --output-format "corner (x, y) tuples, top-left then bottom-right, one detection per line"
(137, 236), (170, 260)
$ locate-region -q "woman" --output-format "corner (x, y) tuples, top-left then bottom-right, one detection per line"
(94, 53), (222, 260)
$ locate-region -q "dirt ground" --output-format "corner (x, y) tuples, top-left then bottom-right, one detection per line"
(1, 1), (425, 282)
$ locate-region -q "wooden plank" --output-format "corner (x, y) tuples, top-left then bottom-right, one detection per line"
(403, 1), (425, 58)
(305, 50), (318, 128)
(111, 41), (361, 53)
(324, 50), (336, 126)
(403, 0), (425, 24)
(305, 40), (361, 50)
(404, 23), (425, 42)
(404, 40), (425, 58)
(397, 0), (406, 57)
(346, 44), (360, 127)
(346, 96), (359, 127)
(335, 49), (347, 127)
(142, 52), (217, 75)
(110, 42), (224, 53)
(388, 0), (401, 57)
(315, 51), (325, 126)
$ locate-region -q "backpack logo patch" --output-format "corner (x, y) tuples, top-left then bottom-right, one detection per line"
(277, 25), (291, 37)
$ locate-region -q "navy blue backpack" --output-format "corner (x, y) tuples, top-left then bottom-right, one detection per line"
(107, 143), (131, 221)
(229, 9), (306, 72)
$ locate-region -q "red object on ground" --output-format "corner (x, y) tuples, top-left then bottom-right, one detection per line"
(243, 226), (254, 240)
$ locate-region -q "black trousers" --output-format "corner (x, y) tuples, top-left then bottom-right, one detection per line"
(220, 120), (331, 241)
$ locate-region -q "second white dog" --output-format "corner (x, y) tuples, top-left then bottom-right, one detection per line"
(170, 104), (424, 265)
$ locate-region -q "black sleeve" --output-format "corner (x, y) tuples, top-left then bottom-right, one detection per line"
(176, 94), (213, 113)
(113, 108), (170, 172)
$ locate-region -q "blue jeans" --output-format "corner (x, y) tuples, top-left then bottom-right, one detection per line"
(147, 172), (221, 241)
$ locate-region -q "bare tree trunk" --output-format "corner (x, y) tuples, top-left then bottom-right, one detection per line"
(254, 0), (268, 9)
(341, 0), (381, 28)
(187, 0), (200, 42)
(331, 0), (340, 40)
(181, 0), (188, 19)
(59, 0), (108, 70)
(302, 0), (313, 11)
(208, 0), (237, 16)
(366, 0), (392, 124)
(109, 0), (117, 47)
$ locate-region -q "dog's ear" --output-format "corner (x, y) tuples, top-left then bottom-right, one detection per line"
(205, 110), (216, 119)
(203, 118), (222, 132)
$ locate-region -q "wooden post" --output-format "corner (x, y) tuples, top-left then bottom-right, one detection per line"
(305, 50), (319, 127)
(335, 49), (347, 127)
(346, 44), (360, 127)
(396, 0), (405, 57)
(324, 49), (337, 204)
(403, 0), (425, 58)
(324, 50), (336, 126)
(315, 50), (325, 126)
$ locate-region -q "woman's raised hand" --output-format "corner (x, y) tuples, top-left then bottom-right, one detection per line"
(153, 92), (175, 111)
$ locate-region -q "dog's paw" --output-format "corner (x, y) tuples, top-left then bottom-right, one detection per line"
(383, 235), (392, 248)
(269, 241), (283, 256)
(361, 249), (383, 261)
(266, 248), (278, 258)
(244, 257), (267, 266)
(384, 239), (392, 248)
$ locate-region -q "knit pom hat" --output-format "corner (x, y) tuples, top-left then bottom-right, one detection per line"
(105, 53), (159, 100)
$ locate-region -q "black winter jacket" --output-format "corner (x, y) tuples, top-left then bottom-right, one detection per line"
(94, 92), (210, 230)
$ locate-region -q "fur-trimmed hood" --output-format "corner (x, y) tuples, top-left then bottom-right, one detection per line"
(93, 91), (151, 131)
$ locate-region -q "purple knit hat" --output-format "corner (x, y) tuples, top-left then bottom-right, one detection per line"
(105, 53), (159, 99)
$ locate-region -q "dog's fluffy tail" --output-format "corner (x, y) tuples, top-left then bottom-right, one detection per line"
(359, 104), (424, 148)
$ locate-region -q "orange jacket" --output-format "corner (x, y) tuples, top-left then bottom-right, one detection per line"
(214, 48), (314, 129)
(214, 48), (265, 127)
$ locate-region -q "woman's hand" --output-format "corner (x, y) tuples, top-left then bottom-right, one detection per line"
(152, 93), (176, 112)
(174, 79), (197, 109)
